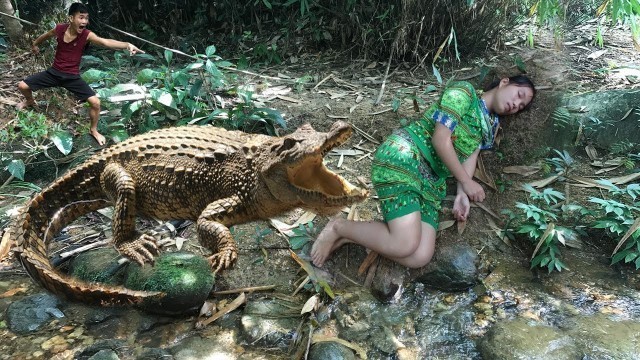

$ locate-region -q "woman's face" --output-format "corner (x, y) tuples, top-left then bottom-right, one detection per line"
(494, 80), (534, 115)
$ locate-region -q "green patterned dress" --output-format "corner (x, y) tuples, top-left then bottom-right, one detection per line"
(371, 81), (499, 228)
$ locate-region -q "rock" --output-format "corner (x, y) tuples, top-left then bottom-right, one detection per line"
(370, 258), (405, 303)
(76, 339), (129, 360)
(6, 293), (65, 334)
(69, 247), (128, 285)
(125, 251), (215, 315)
(414, 241), (477, 291)
(89, 349), (120, 360)
(568, 313), (640, 359)
(477, 318), (580, 359)
(169, 335), (239, 360)
(136, 348), (173, 360)
(239, 299), (299, 349)
(309, 342), (357, 360)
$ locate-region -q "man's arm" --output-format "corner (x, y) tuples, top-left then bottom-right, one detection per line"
(31, 29), (56, 54)
(87, 33), (144, 55)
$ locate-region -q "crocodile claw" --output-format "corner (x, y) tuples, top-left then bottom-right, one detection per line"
(118, 234), (159, 265)
(208, 249), (237, 273)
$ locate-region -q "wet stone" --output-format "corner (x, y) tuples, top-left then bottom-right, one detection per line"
(69, 247), (128, 285)
(568, 313), (640, 359)
(88, 349), (120, 360)
(75, 339), (130, 360)
(415, 241), (478, 291)
(136, 348), (174, 360)
(309, 342), (357, 360)
(477, 317), (580, 360)
(239, 299), (299, 349)
(6, 293), (65, 334)
(125, 251), (215, 315)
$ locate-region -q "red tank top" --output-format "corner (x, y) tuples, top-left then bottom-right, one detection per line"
(52, 24), (90, 75)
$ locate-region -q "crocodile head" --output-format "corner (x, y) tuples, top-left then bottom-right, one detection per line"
(246, 121), (369, 214)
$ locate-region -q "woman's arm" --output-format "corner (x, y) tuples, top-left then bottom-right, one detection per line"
(432, 123), (485, 202)
(87, 33), (144, 55)
(457, 148), (480, 195)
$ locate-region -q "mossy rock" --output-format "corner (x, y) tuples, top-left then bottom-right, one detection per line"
(125, 251), (214, 315)
(69, 247), (128, 285)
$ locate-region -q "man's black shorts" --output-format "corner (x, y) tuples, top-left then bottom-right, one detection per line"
(23, 68), (96, 102)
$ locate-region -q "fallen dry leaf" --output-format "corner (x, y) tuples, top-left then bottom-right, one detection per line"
(502, 165), (541, 176)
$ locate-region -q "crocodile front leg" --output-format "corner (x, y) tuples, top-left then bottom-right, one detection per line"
(197, 195), (249, 272)
(101, 163), (158, 265)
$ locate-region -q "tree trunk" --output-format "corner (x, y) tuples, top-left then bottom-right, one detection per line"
(0, 0), (23, 44)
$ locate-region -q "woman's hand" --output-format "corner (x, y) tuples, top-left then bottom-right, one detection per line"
(453, 192), (470, 222)
(460, 179), (485, 202)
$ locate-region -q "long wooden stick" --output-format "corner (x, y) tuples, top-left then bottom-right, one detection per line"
(100, 23), (296, 83)
(0, 11), (36, 26)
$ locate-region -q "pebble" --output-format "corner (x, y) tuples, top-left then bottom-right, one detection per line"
(41, 335), (68, 353)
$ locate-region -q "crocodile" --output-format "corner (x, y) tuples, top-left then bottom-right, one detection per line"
(3, 121), (368, 306)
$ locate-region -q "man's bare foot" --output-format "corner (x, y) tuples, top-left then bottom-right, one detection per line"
(311, 219), (342, 267)
(90, 129), (107, 146)
(17, 100), (36, 110)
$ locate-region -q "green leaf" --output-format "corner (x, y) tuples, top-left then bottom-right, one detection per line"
(289, 237), (309, 250)
(514, 54), (527, 73)
(612, 250), (628, 264)
(216, 60), (233, 68)
(190, 79), (203, 98)
(205, 60), (222, 77)
(262, 0), (272, 9)
(49, 130), (73, 155)
(205, 45), (217, 58)
(136, 68), (162, 84)
(184, 62), (204, 71)
(423, 84), (437, 93)
(164, 49), (173, 65)
(432, 64), (443, 84)
(150, 89), (176, 109)
(81, 69), (111, 84)
(7, 160), (25, 180)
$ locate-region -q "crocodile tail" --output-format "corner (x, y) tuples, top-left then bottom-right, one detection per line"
(10, 162), (162, 306)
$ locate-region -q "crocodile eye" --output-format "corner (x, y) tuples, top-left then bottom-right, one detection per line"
(272, 137), (298, 154)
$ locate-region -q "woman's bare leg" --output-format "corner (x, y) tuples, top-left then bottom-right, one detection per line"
(387, 222), (436, 268)
(311, 212), (422, 267)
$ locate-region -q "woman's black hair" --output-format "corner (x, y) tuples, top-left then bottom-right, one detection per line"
(69, 2), (88, 16)
(485, 75), (536, 110)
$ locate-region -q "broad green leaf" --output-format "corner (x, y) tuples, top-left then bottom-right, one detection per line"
(184, 62), (204, 71)
(150, 89), (176, 109)
(190, 79), (203, 98)
(262, 0), (272, 9)
(82, 69), (111, 83)
(7, 160), (25, 180)
(164, 49), (173, 65)
(136, 68), (162, 84)
(49, 130), (73, 155)
(216, 60), (233, 68)
(205, 45), (217, 58)
(205, 60), (223, 77)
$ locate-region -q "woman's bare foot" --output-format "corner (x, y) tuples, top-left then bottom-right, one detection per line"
(90, 129), (107, 146)
(453, 193), (470, 222)
(311, 219), (342, 267)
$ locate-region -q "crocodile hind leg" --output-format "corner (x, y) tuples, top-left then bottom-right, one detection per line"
(197, 196), (246, 272)
(101, 163), (158, 265)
